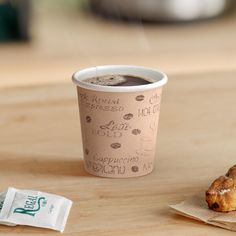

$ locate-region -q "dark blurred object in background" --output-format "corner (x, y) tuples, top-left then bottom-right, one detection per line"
(90, 0), (233, 22)
(0, 0), (30, 42)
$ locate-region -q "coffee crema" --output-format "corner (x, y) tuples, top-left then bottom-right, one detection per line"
(83, 75), (152, 86)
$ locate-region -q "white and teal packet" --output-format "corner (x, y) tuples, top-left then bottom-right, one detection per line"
(0, 187), (72, 232)
(0, 191), (5, 211)
(0, 191), (16, 226)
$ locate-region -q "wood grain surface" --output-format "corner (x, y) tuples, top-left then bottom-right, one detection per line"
(0, 71), (235, 235)
(1, 3), (236, 88)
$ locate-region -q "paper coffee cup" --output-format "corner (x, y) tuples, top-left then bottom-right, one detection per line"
(72, 65), (167, 178)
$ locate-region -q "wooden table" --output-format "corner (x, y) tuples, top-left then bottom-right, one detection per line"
(1, 2), (236, 234)
(1, 3), (236, 88)
(0, 70), (235, 235)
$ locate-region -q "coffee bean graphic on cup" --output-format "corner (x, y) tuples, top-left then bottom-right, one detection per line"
(110, 143), (121, 149)
(135, 95), (145, 101)
(132, 129), (141, 135)
(131, 166), (139, 172)
(123, 113), (134, 120)
(86, 116), (91, 123)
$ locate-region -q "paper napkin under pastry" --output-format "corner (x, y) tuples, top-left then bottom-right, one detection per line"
(170, 192), (236, 231)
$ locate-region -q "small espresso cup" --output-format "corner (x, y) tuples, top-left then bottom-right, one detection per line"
(72, 65), (167, 178)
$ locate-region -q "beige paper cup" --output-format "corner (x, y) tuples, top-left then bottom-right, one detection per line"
(72, 65), (167, 178)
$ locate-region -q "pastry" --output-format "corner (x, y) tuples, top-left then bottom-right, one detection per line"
(206, 164), (236, 212)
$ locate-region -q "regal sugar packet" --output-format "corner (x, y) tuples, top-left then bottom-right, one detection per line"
(0, 187), (72, 232)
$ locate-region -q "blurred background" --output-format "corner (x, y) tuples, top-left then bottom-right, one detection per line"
(0, 0), (236, 87)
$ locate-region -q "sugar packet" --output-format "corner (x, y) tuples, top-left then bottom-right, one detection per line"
(0, 191), (16, 226)
(0, 191), (5, 211)
(0, 187), (72, 232)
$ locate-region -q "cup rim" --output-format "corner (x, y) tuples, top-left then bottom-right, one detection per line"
(72, 65), (168, 93)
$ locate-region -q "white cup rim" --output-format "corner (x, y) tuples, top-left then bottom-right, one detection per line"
(72, 65), (168, 93)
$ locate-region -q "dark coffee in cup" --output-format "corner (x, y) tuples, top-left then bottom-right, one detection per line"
(83, 75), (152, 86)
